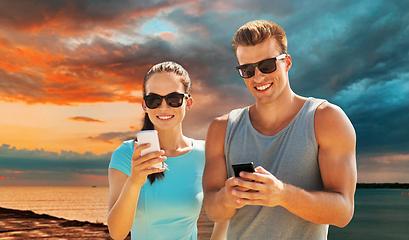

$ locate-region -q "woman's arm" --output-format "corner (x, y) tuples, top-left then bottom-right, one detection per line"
(107, 143), (166, 239)
(107, 169), (142, 239)
(209, 221), (228, 240)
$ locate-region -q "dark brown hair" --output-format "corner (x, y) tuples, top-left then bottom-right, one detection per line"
(141, 61), (191, 184)
(232, 20), (287, 55)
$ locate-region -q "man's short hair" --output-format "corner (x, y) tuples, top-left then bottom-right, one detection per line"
(232, 20), (287, 55)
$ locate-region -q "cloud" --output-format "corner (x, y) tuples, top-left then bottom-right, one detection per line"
(279, 0), (409, 157)
(357, 153), (409, 183)
(0, 143), (113, 185)
(0, 143), (111, 172)
(1, 143), (118, 184)
(0, 0), (178, 36)
(183, 83), (254, 139)
(88, 131), (137, 144)
(68, 116), (105, 123)
(332, 78), (409, 155)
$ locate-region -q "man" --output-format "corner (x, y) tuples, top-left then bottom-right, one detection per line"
(203, 20), (357, 239)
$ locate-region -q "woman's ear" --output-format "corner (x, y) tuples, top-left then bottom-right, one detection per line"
(141, 101), (147, 112)
(186, 97), (193, 110)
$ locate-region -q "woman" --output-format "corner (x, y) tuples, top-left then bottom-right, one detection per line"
(107, 61), (226, 240)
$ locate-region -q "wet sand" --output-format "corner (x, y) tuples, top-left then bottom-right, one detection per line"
(0, 206), (214, 239)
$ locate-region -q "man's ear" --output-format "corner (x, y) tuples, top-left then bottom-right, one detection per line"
(186, 97), (193, 110)
(285, 54), (292, 71)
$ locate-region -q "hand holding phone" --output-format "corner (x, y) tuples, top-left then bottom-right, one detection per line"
(137, 130), (163, 169)
(231, 162), (255, 177)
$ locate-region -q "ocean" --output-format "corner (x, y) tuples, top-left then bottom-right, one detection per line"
(0, 186), (109, 224)
(328, 188), (409, 240)
(0, 187), (408, 239)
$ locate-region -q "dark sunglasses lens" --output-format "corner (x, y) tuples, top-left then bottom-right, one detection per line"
(258, 58), (277, 73)
(238, 65), (255, 78)
(145, 96), (162, 109)
(166, 94), (184, 107)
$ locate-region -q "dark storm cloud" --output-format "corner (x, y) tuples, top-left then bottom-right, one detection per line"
(0, 0), (173, 34)
(289, 0), (409, 96)
(333, 79), (409, 156)
(279, 0), (409, 158)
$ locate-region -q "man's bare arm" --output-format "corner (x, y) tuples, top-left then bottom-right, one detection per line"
(203, 115), (245, 222)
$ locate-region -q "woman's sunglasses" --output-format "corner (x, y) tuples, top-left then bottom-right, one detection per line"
(236, 54), (287, 79)
(143, 92), (189, 109)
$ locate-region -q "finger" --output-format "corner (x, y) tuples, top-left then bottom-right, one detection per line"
(138, 166), (166, 177)
(133, 149), (165, 163)
(232, 189), (263, 200)
(235, 186), (252, 192)
(223, 185), (247, 209)
(225, 177), (237, 188)
(133, 142), (151, 157)
(239, 171), (273, 183)
(226, 177), (252, 191)
(254, 166), (271, 175)
(236, 198), (267, 206)
(233, 177), (264, 191)
(138, 156), (167, 170)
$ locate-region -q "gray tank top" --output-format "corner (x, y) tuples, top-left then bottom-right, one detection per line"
(224, 97), (329, 240)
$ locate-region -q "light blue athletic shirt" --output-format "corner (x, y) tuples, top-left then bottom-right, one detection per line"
(109, 139), (205, 240)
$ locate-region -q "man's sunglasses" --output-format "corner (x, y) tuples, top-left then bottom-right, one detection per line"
(143, 92), (189, 109)
(235, 54), (287, 79)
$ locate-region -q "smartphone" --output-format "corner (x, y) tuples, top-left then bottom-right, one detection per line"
(136, 130), (162, 168)
(231, 162), (255, 177)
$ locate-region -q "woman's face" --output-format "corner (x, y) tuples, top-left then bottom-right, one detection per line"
(143, 72), (192, 131)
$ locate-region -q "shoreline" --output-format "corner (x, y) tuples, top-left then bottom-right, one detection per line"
(356, 183), (409, 189)
(0, 206), (213, 239)
(0, 206), (118, 239)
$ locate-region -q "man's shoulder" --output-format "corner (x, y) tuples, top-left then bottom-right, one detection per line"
(314, 101), (355, 142)
(208, 114), (229, 135)
(211, 106), (248, 128)
(315, 101), (346, 119)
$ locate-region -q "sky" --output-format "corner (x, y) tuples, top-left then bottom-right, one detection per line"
(0, 0), (408, 186)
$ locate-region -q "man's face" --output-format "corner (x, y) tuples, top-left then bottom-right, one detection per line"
(236, 37), (291, 105)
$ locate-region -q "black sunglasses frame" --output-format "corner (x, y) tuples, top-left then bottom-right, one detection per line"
(236, 54), (287, 79)
(143, 92), (189, 109)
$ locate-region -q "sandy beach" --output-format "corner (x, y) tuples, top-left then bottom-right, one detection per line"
(0, 206), (214, 239)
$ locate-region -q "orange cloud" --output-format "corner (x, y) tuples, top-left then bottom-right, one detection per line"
(68, 117), (105, 123)
(213, 0), (237, 13)
(158, 31), (177, 42)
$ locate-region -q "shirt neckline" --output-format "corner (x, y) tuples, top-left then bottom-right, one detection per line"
(244, 97), (312, 138)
